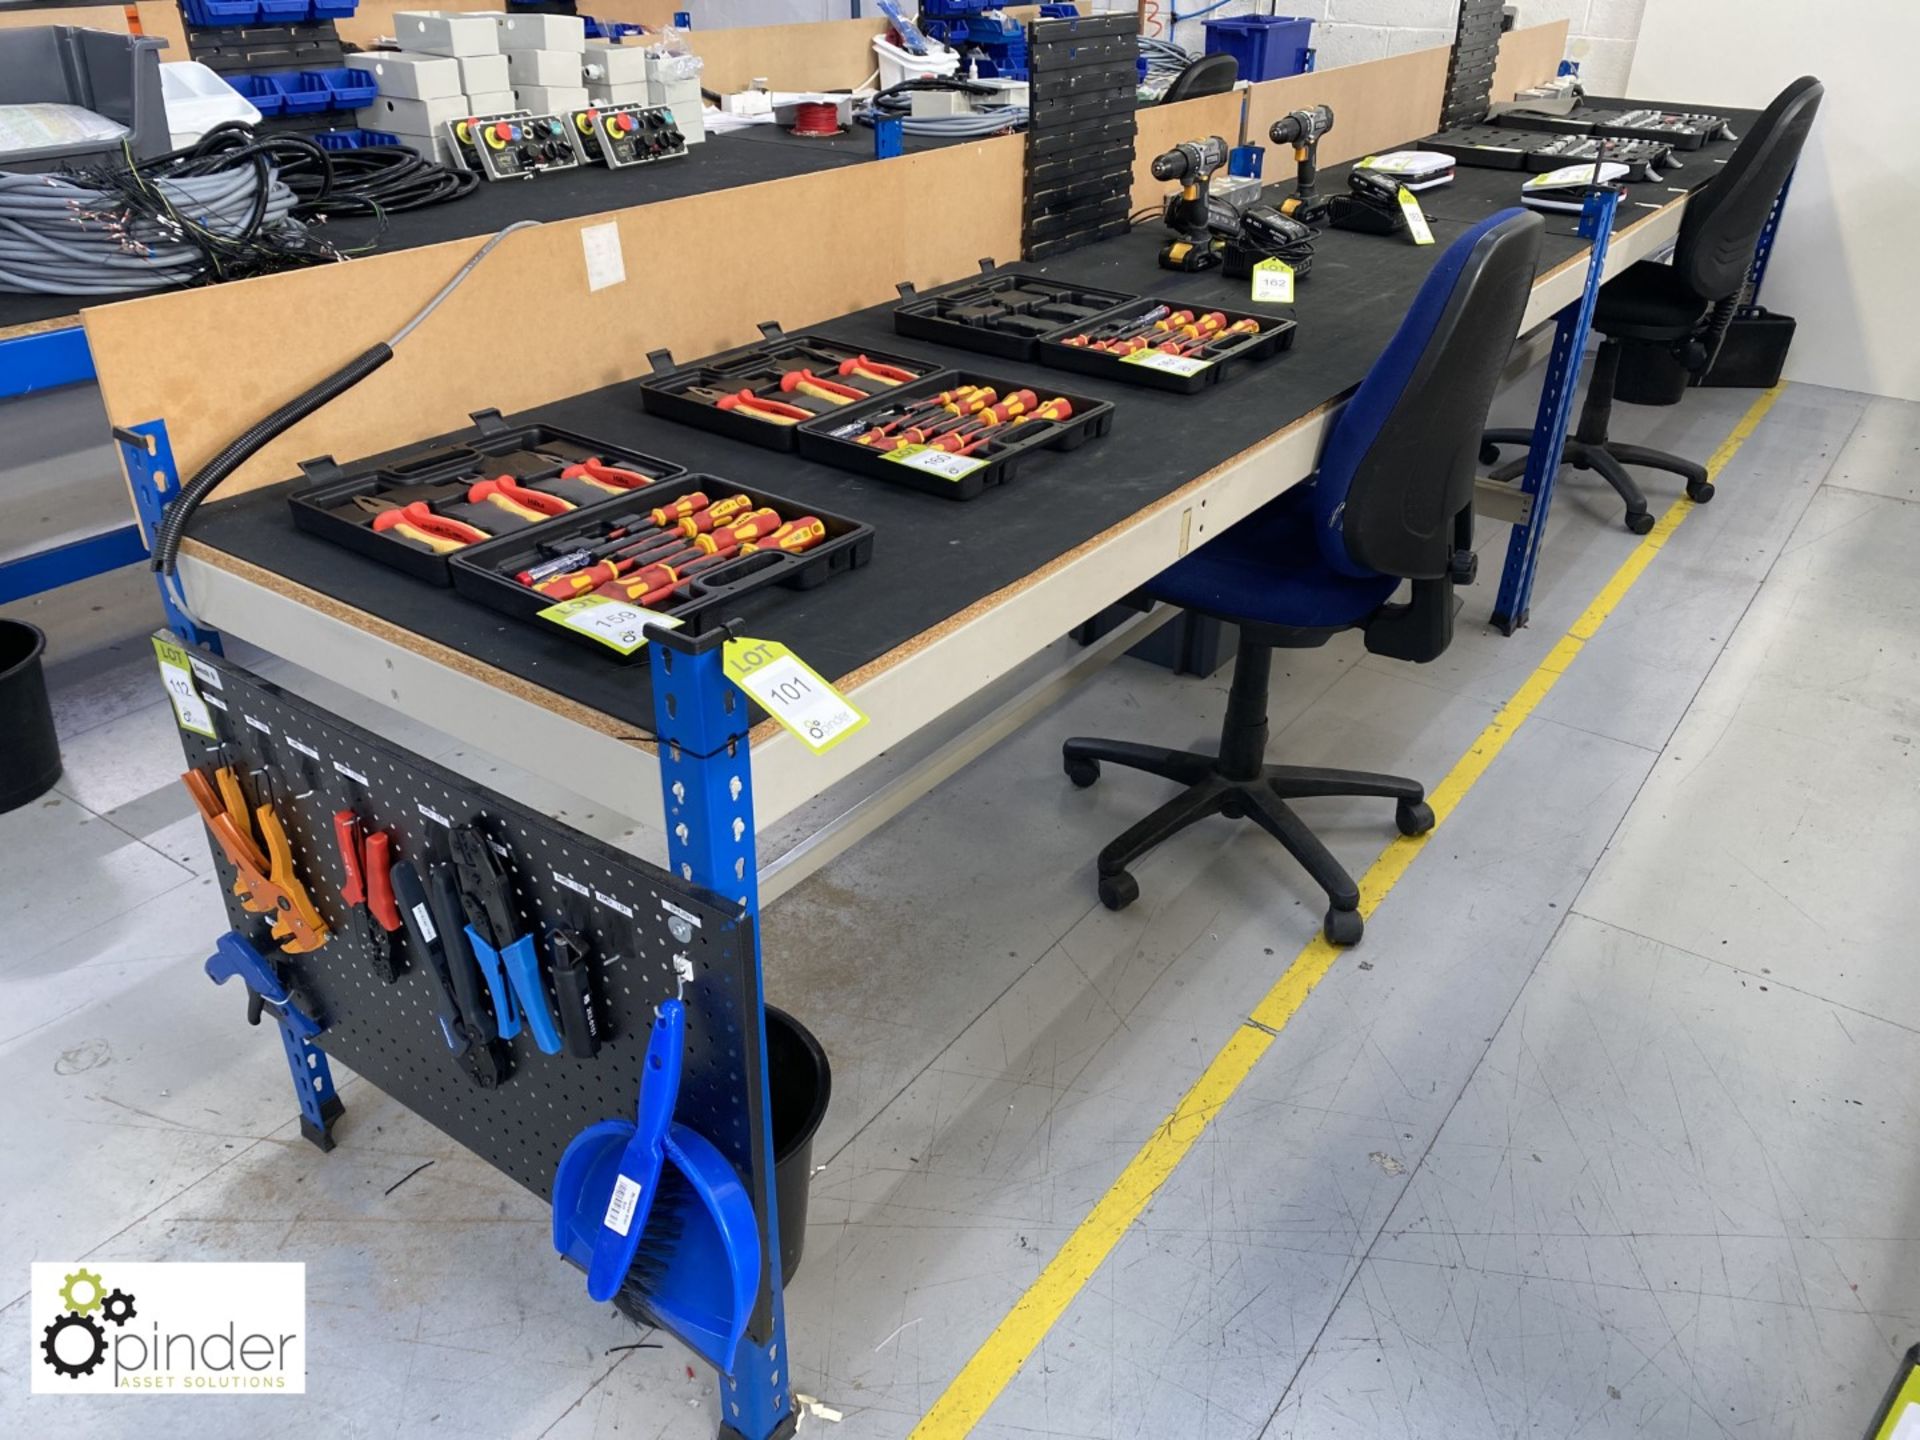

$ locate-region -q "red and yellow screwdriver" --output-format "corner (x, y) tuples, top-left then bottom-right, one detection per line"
(536, 508), (782, 600)
(938, 396), (1076, 454)
(601, 518), (828, 608)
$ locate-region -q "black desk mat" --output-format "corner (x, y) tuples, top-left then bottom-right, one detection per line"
(180, 113), (1751, 737)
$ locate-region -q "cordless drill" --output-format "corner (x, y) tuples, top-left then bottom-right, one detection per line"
(1151, 135), (1229, 272)
(1269, 104), (1336, 223)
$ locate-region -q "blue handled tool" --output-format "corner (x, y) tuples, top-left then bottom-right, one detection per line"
(450, 822), (561, 1054)
(205, 930), (344, 1151)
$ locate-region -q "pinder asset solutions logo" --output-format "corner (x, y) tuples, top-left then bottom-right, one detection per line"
(30, 1263), (305, 1394)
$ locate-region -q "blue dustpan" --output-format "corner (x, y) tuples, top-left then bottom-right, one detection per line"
(552, 999), (762, 1374)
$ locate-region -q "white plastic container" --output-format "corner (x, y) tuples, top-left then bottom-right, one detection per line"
(871, 33), (959, 89)
(160, 61), (260, 147)
(489, 11), (586, 53)
(455, 53), (509, 94)
(504, 49), (580, 88)
(514, 83), (590, 115)
(463, 89), (517, 115)
(392, 11), (500, 58)
(367, 51), (463, 101)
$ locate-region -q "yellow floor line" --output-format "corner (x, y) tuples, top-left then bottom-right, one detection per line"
(907, 382), (1787, 1439)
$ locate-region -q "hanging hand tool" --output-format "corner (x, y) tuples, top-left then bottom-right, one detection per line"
(560, 457), (656, 493)
(450, 823), (562, 1055)
(777, 369), (865, 406)
(548, 928), (603, 1059)
(430, 860), (504, 1043)
(353, 496), (492, 552)
(184, 766), (331, 954)
(333, 808), (402, 981)
(468, 475), (576, 523)
(391, 857), (510, 1087)
(206, 931), (344, 1151)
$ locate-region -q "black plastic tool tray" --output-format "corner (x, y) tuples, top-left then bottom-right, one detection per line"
(288, 415), (682, 586)
(449, 472), (875, 658)
(1037, 299), (1298, 394)
(795, 371), (1113, 501)
(894, 267), (1137, 362)
(636, 325), (943, 453)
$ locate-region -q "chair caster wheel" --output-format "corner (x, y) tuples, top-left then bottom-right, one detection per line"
(1221, 793), (1248, 819)
(1395, 799), (1435, 837)
(1097, 871), (1139, 912)
(1323, 907), (1363, 946)
(1478, 441), (1501, 466)
(1624, 510), (1655, 536)
(1686, 478), (1715, 503)
(1064, 755), (1100, 789)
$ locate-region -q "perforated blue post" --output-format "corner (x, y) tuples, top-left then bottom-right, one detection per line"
(1744, 167), (1794, 309)
(114, 419), (223, 652)
(645, 624), (796, 1440)
(1491, 186), (1619, 634)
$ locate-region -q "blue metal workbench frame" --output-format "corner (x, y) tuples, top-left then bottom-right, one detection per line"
(0, 323), (152, 604)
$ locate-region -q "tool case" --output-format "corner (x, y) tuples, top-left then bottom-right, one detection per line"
(893, 260), (1135, 362)
(288, 410), (682, 584)
(449, 473), (875, 658)
(795, 370), (1113, 501)
(637, 323), (943, 452)
(1036, 297), (1297, 394)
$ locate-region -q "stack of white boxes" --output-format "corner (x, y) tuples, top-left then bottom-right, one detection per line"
(491, 11), (589, 120)
(360, 12), (515, 164)
(582, 42), (705, 146)
(645, 53), (706, 145)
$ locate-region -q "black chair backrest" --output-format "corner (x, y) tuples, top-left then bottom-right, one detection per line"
(1162, 53), (1237, 103)
(1342, 210), (1543, 581)
(1674, 76), (1822, 302)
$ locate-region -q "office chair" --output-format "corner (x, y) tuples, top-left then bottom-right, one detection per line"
(1063, 209), (1544, 946)
(1161, 53), (1237, 102)
(1481, 76), (1823, 533)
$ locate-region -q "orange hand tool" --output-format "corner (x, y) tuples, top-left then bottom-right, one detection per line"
(947, 398), (1074, 456)
(779, 369), (865, 405)
(355, 497), (491, 552)
(183, 766), (329, 954)
(538, 509), (783, 600)
(628, 519), (827, 608)
(648, 492), (711, 527)
(469, 475), (575, 523)
(923, 392), (1046, 450)
(560, 457), (657, 493)
(1165, 318), (1261, 357)
(714, 389), (811, 424)
(858, 388), (997, 445)
(837, 354), (915, 384)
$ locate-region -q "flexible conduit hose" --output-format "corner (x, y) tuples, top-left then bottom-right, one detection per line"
(148, 219), (542, 581)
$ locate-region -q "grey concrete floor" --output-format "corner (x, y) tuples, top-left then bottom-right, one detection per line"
(1, 376), (1913, 1438)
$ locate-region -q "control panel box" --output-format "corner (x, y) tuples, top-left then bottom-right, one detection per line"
(569, 103), (687, 168)
(445, 109), (585, 180)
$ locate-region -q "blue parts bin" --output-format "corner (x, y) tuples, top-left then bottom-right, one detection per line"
(267, 70), (332, 114)
(182, 0), (261, 25)
(318, 67), (375, 107)
(0, 27), (169, 170)
(314, 127), (397, 150)
(182, 0), (359, 23)
(225, 73), (285, 117)
(1202, 14), (1315, 82)
(259, 0), (311, 21)
(553, 997), (762, 1375)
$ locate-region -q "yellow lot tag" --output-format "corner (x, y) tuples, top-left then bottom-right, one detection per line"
(1251, 256), (1295, 304)
(154, 636), (217, 737)
(538, 594), (682, 655)
(1398, 185), (1435, 244)
(722, 637), (867, 754)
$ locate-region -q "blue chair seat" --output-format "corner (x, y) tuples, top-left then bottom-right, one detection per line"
(1145, 485), (1400, 631)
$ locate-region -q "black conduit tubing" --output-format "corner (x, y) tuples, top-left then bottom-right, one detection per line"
(148, 343), (392, 577)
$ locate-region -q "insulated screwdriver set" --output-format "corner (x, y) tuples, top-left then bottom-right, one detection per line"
(1493, 105), (1731, 150)
(289, 412), (682, 583)
(638, 325), (940, 451)
(1038, 298), (1296, 394)
(450, 474), (875, 657)
(796, 373), (1113, 500)
(567, 102), (687, 168)
(446, 110), (586, 179)
(893, 263), (1135, 361)
(1424, 124), (1676, 180)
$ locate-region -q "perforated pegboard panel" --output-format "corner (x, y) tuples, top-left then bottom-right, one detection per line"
(170, 649), (770, 1235)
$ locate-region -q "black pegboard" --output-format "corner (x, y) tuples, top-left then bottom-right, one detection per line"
(171, 646), (774, 1306)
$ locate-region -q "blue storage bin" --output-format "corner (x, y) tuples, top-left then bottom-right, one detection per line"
(225, 72), (284, 116)
(182, 0), (262, 25)
(308, 0), (356, 18)
(258, 0), (308, 20)
(266, 70), (332, 114)
(315, 128), (398, 150)
(317, 66), (376, 108)
(1202, 15), (1314, 82)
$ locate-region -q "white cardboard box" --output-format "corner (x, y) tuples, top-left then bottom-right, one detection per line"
(360, 92), (471, 133)
(514, 84), (591, 115)
(651, 76), (702, 112)
(489, 12), (586, 52)
(463, 90), (517, 116)
(455, 53), (509, 94)
(505, 49), (581, 88)
(391, 11), (499, 58)
(583, 44), (649, 86)
(585, 80), (652, 107)
(366, 51), (463, 101)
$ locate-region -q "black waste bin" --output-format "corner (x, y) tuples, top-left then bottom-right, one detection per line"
(0, 619), (61, 813)
(766, 1006), (831, 1285)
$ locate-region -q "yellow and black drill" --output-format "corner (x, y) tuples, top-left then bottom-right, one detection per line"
(1270, 104), (1336, 223)
(1152, 135), (1229, 272)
